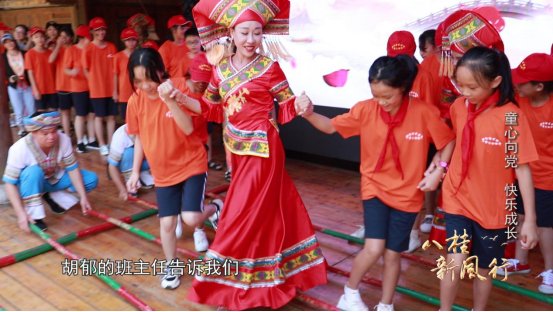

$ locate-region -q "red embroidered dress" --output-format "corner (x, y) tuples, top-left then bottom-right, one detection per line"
(189, 54), (327, 310)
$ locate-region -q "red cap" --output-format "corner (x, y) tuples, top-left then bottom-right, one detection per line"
(387, 30), (416, 57)
(190, 53), (213, 82)
(167, 15), (191, 29)
(0, 22), (12, 31)
(28, 26), (45, 37)
(75, 25), (90, 38)
(120, 27), (138, 40)
(127, 13), (155, 28)
(142, 40), (159, 51)
(89, 17), (107, 30)
(512, 53), (553, 84)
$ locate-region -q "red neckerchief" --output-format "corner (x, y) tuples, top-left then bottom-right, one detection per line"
(374, 96), (410, 179)
(459, 90), (499, 188)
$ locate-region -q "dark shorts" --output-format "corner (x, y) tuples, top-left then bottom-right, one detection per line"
(35, 93), (58, 110)
(72, 92), (93, 116)
(207, 122), (215, 134)
(516, 188), (553, 227)
(363, 197), (418, 253)
(117, 102), (127, 121)
(91, 97), (117, 117)
(445, 212), (507, 268)
(155, 173), (207, 218)
(58, 91), (72, 110)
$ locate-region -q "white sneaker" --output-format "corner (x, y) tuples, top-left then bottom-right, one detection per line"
(374, 302), (394, 311)
(160, 268), (180, 289)
(538, 269), (553, 294)
(406, 230), (421, 253)
(208, 199), (224, 230)
(100, 145), (109, 156)
(139, 170), (155, 189)
(419, 214), (433, 233)
(175, 215), (183, 239)
(350, 226), (365, 239)
(194, 228), (209, 252)
(337, 293), (368, 311)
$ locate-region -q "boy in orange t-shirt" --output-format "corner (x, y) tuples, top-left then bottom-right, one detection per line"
(25, 27), (57, 112)
(50, 26), (74, 136)
(158, 15), (192, 79)
(498, 53), (553, 294)
(113, 28), (138, 121)
(82, 17), (118, 156)
(64, 25), (97, 153)
(300, 55), (455, 311)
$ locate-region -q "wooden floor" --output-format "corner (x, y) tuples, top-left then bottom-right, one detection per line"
(0, 129), (551, 311)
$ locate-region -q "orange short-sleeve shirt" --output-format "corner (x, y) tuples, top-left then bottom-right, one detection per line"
(126, 78), (207, 187)
(82, 42), (117, 98)
(411, 65), (437, 108)
(113, 51), (133, 103)
(63, 45), (89, 92)
(189, 88), (209, 144)
(24, 48), (56, 95)
(442, 97), (539, 229)
(419, 53), (442, 108)
(158, 40), (191, 79)
(518, 96), (553, 190)
(55, 46), (72, 92)
(331, 97), (455, 212)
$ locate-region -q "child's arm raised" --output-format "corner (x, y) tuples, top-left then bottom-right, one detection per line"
(158, 80), (194, 135)
(296, 93), (336, 134)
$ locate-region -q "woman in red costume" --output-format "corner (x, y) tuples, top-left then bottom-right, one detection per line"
(164, 0), (327, 309)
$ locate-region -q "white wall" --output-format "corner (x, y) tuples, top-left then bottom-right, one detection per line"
(280, 0), (553, 109)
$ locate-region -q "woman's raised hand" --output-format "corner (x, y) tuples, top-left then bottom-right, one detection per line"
(295, 91), (314, 117)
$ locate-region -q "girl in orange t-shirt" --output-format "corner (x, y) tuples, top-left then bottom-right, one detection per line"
(299, 55), (455, 311)
(125, 48), (221, 290)
(501, 53), (553, 294)
(440, 47), (539, 310)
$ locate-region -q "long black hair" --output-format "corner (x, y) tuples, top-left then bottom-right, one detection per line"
(128, 48), (169, 90)
(368, 54), (418, 96)
(454, 46), (516, 106)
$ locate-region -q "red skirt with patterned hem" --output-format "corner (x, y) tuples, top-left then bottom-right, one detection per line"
(188, 127), (328, 310)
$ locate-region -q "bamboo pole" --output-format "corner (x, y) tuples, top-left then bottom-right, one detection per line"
(29, 223), (153, 311)
(312, 224), (553, 305)
(0, 209), (157, 268)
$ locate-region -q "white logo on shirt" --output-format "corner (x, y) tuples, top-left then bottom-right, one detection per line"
(409, 91), (419, 98)
(539, 121), (553, 129)
(405, 132), (423, 140)
(481, 137), (502, 146)
(165, 111), (173, 118)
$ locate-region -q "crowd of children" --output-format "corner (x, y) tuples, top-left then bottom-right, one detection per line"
(2, 0), (553, 310)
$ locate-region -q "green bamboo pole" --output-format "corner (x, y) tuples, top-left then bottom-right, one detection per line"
(0, 209), (157, 268)
(29, 223), (153, 311)
(313, 224), (553, 306)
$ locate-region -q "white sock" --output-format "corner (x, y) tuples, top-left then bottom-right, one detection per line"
(411, 229), (419, 237)
(344, 285), (359, 296)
